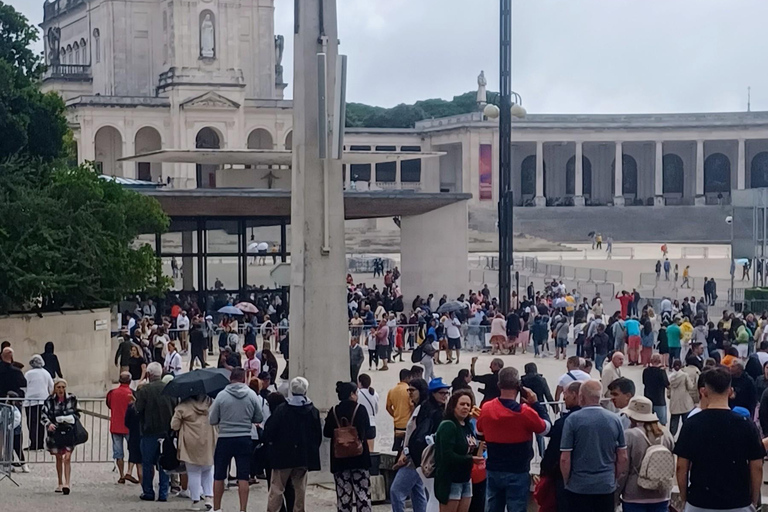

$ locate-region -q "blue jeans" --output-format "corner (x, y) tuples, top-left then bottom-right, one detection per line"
(140, 434), (169, 500)
(622, 501), (669, 512)
(486, 470), (529, 512)
(595, 352), (607, 373)
(653, 405), (668, 426)
(390, 466), (427, 512)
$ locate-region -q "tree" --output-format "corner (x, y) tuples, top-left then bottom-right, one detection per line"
(0, 161), (171, 313)
(0, 2), (68, 161)
(345, 91), (491, 129)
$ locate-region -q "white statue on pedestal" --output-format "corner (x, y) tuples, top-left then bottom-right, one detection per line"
(477, 70), (487, 106)
(200, 14), (215, 58)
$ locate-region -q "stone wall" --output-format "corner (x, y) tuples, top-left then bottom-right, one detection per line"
(0, 309), (113, 397)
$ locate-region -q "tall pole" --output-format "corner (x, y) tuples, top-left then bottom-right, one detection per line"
(289, 0), (348, 411)
(498, 0), (512, 314)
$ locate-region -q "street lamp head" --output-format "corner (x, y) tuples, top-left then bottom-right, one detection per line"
(484, 104), (500, 119)
(511, 103), (527, 119)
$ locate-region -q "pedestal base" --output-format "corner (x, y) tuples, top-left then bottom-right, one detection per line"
(613, 196), (625, 207)
(695, 195), (706, 206)
(654, 195), (665, 206)
(573, 196), (585, 207)
(534, 196), (546, 207)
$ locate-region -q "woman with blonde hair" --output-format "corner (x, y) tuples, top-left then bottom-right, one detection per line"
(170, 394), (217, 510)
(42, 379), (80, 494)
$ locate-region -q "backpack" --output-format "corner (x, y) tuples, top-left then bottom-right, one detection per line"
(636, 430), (675, 491)
(331, 405), (363, 459)
(411, 343), (424, 363)
(420, 441), (437, 478)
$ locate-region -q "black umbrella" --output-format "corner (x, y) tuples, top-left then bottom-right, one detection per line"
(437, 301), (466, 314)
(587, 231), (596, 237)
(162, 368), (231, 401)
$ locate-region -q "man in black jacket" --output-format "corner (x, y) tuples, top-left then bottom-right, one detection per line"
(263, 377), (322, 512)
(0, 348), (26, 398)
(729, 360), (758, 417)
(541, 380), (582, 512)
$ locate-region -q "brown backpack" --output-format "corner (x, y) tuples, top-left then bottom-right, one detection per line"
(331, 405), (364, 459)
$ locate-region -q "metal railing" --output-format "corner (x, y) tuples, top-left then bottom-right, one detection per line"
(0, 404), (14, 482)
(3, 398), (112, 464)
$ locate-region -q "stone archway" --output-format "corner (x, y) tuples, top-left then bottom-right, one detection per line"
(134, 127), (162, 182)
(196, 127), (221, 188)
(565, 155), (592, 197)
(94, 126), (123, 176)
(521, 155), (536, 196)
(704, 153), (731, 193)
(611, 154), (638, 197)
(247, 128), (274, 150)
(663, 153), (685, 194)
(750, 152), (768, 189)
(284, 131), (293, 151)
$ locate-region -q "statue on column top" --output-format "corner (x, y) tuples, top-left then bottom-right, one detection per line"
(477, 70), (487, 106)
(200, 13), (215, 58)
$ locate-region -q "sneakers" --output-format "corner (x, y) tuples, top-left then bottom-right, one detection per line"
(176, 489), (191, 498)
(204, 497), (213, 511)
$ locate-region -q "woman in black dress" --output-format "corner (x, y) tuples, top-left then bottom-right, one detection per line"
(123, 400), (143, 484)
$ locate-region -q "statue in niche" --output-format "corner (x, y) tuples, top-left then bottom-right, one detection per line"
(477, 70), (487, 106)
(274, 35), (285, 83)
(48, 27), (61, 65)
(200, 13), (215, 58)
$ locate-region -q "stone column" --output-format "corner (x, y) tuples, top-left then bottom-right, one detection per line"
(534, 141), (545, 206)
(695, 139), (705, 205)
(738, 138), (746, 190)
(613, 141), (624, 206)
(123, 136), (135, 179)
(289, 0), (349, 412)
(395, 157), (402, 189)
(654, 141), (664, 206)
(574, 141), (584, 206)
(401, 201), (469, 308)
(181, 231), (195, 291)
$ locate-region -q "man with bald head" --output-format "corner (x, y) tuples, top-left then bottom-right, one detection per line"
(0, 347), (26, 398)
(560, 380), (627, 512)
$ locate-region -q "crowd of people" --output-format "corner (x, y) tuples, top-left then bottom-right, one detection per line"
(5, 258), (768, 512)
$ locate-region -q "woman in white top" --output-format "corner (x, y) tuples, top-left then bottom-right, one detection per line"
(356, 373), (379, 452)
(24, 354), (54, 450)
(163, 341), (183, 376)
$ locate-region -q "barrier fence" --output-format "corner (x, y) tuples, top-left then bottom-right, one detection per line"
(3, 398), (112, 464)
(0, 404), (14, 483)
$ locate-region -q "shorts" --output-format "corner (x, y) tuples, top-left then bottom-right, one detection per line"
(556, 337), (568, 349)
(111, 433), (128, 460)
(628, 335), (641, 349)
(258, 249), (267, 256)
(214, 436), (252, 481)
(377, 345), (389, 360)
(448, 481), (473, 500)
(448, 337), (462, 350)
(366, 426), (377, 440)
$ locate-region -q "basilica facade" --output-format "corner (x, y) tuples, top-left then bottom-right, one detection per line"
(40, 0), (768, 228)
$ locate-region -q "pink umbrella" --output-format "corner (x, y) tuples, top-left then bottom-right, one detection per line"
(235, 302), (258, 314)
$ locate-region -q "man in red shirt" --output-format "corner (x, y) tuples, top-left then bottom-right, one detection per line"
(615, 291), (632, 319)
(477, 367), (551, 512)
(106, 372), (136, 483)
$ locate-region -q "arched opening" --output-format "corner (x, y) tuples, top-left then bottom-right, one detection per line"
(247, 128), (274, 150)
(196, 127), (221, 188)
(73, 42), (80, 65)
(704, 153), (731, 194)
(565, 155), (593, 197)
(134, 127), (162, 182)
(284, 131), (293, 151)
(751, 152), (768, 189)
(94, 126), (123, 176)
(663, 154), (685, 194)
(611, 154), (638, 197)
(521, 155), (536, 196)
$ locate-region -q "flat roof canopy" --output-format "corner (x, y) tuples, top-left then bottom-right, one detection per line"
(140, 189), (471, 220)
(119, 149), (445, 166)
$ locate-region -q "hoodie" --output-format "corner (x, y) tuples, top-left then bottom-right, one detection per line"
(209, 382), (263, 437)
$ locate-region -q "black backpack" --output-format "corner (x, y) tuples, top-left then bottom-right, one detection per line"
(411, 343), (424, 363)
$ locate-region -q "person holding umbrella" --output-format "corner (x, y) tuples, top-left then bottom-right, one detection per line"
(171, 393), (217, 511)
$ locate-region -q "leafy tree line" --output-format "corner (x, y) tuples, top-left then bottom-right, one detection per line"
(346, 90), (492, 129)
(0, 2), (169, 313)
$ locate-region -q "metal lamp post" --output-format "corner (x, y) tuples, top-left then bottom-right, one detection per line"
(490, 0), (526, 314)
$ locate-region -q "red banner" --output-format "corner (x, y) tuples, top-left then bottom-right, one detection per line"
(479, 144), (493, 200)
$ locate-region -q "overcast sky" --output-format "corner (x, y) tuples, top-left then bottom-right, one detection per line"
(14, 0), (768, 113)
